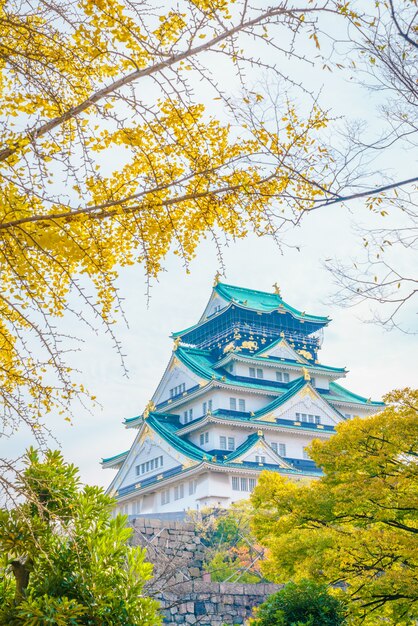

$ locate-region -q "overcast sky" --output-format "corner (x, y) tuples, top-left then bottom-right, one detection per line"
(2, 3), (416, 488)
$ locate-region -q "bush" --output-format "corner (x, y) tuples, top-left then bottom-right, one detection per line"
(252, 580), (347, 626)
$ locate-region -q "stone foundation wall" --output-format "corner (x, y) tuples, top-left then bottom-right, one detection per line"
(131, 517), (205, 584)
(157, 581), (280, 625)
(130, 517), (279, 625)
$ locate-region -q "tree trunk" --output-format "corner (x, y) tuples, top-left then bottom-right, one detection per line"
(11, 559), (31, 603)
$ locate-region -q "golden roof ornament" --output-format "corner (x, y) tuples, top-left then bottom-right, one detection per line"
(213, 271), (222, 286)
(257, 429), (264, 437)
(273, 282), (281, 296)
(143, 400), (156, 419)
(302, 367), (311, 381)
(173, 336), (181, 351)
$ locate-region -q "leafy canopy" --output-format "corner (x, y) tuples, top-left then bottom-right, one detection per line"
(0, 448), (160, 625)
(0, 0), (336, 436)
(251, 388), (418, 625)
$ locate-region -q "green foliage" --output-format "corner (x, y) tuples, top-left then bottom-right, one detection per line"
(0, 448), (161, 626)
(208, 552), (260, 584)
(251, 389), (418, 625)
(191, 503), (266, 583)
(252, 580), (347, 626)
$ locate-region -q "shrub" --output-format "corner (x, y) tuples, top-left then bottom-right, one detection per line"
(252, 580), (347, 626)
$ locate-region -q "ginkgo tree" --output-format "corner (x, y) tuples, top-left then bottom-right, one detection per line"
(251, 388), (418, 625)
(0, 0), (416, 458)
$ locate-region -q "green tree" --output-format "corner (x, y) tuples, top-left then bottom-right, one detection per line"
(251, 388), (418, 625)
(251, 580), (347, 626)
(0, 448), (160, 625)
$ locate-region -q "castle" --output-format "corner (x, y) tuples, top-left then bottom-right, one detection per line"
(103, 279), (383, 515)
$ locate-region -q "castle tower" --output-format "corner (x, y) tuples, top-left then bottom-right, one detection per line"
(103, 281), (384, 515)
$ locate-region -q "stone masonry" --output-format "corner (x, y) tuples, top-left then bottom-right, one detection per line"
(130, 517), (279, 625)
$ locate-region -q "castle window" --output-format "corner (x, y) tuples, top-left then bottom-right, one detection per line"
(232, 476), (257, 491)
(315, 415), (320, 424)
(220, 435), (234, 450)
(272, 442), (286, 456)
(230, 398), (236, 410)
(139, 455), (163, 475)
(174, 484), (184, 500)
(184, 408), (193, 424)
(169, 383), (186, 398)
(202, 400), (213, 415)
(310, 377), (316, 387)
(189, 480), (197, 495)
(255, 455), (266, 464)
(161, 489), (170, 505)
(248, 367), (263, 378)
(199, 432), (209, 445)
(214, 304), (221, 313)
(238, 399), (246, 411)
(276, 372), (290, 383)
(303, 448), (311, 460)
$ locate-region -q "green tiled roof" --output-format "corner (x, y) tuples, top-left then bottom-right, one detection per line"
(175, 346), (284, 393)
(215, 282), (329, 323)
(253, 377), (307, 418)
(326, 382), (385, 407)
(102, 450), (129, 464)
(146, 413), (206, 461)
(217, 350), (347, 375)
(223, 461), (321, 476)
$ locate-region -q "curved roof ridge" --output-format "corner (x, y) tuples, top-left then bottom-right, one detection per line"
(147, 413), (206, 461)
(329, 382), (385, 406)
(215, 282), (329, 323)
(253, 377), (306, 418)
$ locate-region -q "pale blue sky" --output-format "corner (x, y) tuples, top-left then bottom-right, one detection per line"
(5, 200), (415, 487)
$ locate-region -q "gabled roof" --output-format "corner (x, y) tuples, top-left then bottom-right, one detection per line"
(255, 337), (309, 362)
(326, 382), (385, 407)
(214, 283), (329, 323)
(102, 450), (129, 468)
(145, 413), (206, 461)
(173, 346), (288, 394)
(253, 377), (307, 418)
(225, 431), (264, 462)
(172, 282), (329, 339)
(225, 432), (294, 469)
(214, 350), (347, 377)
